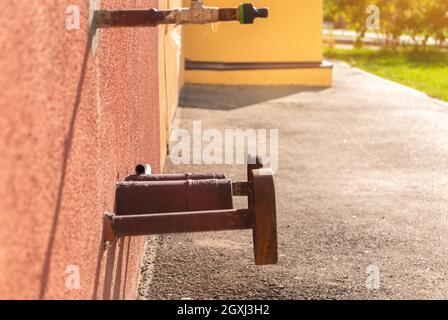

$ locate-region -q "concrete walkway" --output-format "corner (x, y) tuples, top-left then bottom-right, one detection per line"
(139, 62), (448, 300)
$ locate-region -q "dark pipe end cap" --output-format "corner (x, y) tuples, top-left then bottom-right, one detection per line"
(257, 8), (269, 19)
(135, 164), (151, 175)
(241, 4), (269, 24)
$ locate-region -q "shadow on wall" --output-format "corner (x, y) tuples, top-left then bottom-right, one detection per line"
(38, 23), (129, 300)
(38, 24), (93, 301)
(179, 84), (329, 111)
(92, 237), (132, 300)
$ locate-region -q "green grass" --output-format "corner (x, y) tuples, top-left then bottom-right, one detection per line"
(324, 47), (448, 102)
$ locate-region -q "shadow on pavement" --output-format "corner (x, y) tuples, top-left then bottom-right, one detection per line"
(180, 84), (329, 111)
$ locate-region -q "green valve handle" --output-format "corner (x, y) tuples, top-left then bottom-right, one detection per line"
(239, 3), (269, 24)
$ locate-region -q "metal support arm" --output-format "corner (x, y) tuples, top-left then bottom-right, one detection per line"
(103, 155), (278, 266)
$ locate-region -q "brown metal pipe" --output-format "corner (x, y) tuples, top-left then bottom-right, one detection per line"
(105, 209), (254, 238)
(232, 182), (250, 196)
(115, 180), (234, 215)
(102, 157), (278, 266)
(94, 2), (268, 28)
(125, 173), (226, 182)
(218, 8), (238, 21)
(94, 7), (239, 28)
(94, 9), (159, 28)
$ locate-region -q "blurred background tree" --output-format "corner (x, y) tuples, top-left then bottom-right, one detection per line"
(324, 0), (448, 48)
(325, 0), (372, 47)
(426, 0), (448, 47)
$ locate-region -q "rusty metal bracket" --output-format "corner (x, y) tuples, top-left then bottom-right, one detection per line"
(103, 154), (277, 266)
(93, 0), (268, 28)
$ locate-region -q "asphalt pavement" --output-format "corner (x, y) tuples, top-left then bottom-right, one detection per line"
(139, 62), (448, 300)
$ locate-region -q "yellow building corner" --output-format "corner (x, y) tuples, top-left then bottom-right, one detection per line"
(183, 0), (333, 86)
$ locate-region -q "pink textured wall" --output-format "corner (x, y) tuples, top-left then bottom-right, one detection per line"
(0, 0), (159, 299)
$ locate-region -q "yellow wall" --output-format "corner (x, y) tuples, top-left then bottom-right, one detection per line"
(159, 0), (185, 168)
(183, 0), (332, 86)
(184, 0), (323, 62)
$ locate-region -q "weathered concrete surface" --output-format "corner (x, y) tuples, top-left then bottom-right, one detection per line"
(141, 62), (448, 300)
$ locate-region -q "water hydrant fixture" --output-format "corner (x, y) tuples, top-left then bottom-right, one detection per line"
(94, 0), (269, 28)
(103, 155), (278, 266)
